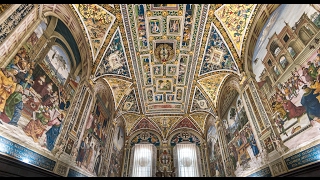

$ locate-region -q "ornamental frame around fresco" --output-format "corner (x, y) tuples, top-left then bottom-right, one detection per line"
(166, 16), (183, 36)
(155, 78), (174, 93)
(150, 4), (179, 11)
(133, 4), (150, 52)
(61, 85), (87, 142)
(180, 4), (198, 50)
(140, 54), (153, 86)
(0, 4), (35, 44)
(147, 16), (163, 37)
(177, 54), (189, 85)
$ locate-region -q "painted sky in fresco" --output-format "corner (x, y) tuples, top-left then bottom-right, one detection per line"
(46, 45), (71, 81)
(34, 21), (47, 38)
(252, 4), (318, 82)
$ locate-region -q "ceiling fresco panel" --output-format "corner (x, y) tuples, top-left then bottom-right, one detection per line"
(121, 89), (140, 113)
(122, 113), (141, 135)
(103, 77), (132, 110)
(73, 4), (116, 61)
(215, 4), (257, 56)
(198, 73), (230, 107)
(170, 117), (201, 134)
(150, 4), (179, 11)
(94, 27), (131, 79)
(149, 116), (182, 138)
(190, 86), (212, 113)
(130, 118), (161, 135)
(189, 112), (208, 133)
(124, 4), (203, 116)
(180, 4), (197, 50)
(199, 23), (239, 76)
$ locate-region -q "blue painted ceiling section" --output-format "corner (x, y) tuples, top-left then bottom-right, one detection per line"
(55, 38), (74, 68)
(54, 19), (81, 66)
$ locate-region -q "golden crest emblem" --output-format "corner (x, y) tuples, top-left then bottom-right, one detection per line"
(154, 43), (175, 63)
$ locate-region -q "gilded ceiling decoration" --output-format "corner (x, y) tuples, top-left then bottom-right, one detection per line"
(121, 89), (140, 113)
(189, 112), (208, 133)
(190, 87), (212, 113)
(103, 77), (132, 109)
(149, 116), (182, 138)
(122, 113), (141, 135)
(215, 4), (257, 56)
(123, 4), (203, 116)
(197, 73), (230, 108)
(170, 117), (201, 134)
(94, 27), (131, 79)
(73, 4), (116, 61)
(69, 4), (257, 134)
(199, 22), (238, 76)
(130, 118), (161, 135)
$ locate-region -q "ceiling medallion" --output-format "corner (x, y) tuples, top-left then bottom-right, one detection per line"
(154, 40), (176, 63)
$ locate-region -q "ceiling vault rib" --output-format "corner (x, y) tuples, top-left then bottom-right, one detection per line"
(120, 4), (145, 115)
(185, 4), (209, 114)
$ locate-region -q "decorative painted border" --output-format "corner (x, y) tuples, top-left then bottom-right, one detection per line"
(0, 4), (35, 44)
(243, 90), (260, 134)
(150, 4), (179, 11)
(249, 81), (271, 127)
(184, 4), (209, 114)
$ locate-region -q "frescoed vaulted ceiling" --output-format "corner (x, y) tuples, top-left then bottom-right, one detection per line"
(70, 4), (259, 136)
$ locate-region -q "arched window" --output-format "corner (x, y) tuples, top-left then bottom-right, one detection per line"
(273, 66), (280, 76)
(305, 24), (314, 36)
(287, 46), (296, 57)
(269, 41), (280, 57)
(279, 56), (288, 69)
(173, 142), (201, 177)
(274, 47), (281, 57)
(130, 143), (156, 177)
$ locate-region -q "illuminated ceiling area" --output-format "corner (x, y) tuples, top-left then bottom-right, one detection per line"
(70, 4), (258, 136)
